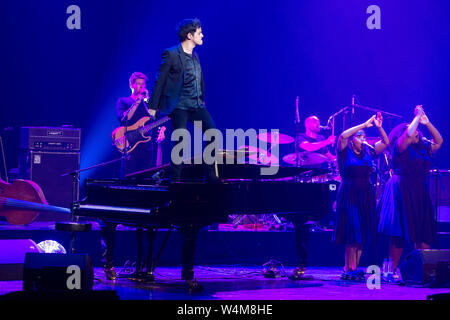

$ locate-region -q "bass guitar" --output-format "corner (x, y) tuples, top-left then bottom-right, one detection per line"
(112, 116), (170, 154)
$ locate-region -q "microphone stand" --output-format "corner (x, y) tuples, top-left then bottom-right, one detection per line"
(294, 96), (301, 168)
(0, 129), (9, 183)
(59, 155), (127, 253)
(119, 95), (144, 179)
(120, 107), (133, 180)
(352, 103), (403, 119)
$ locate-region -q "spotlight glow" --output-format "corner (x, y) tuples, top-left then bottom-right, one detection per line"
(37, 240), (67, 254)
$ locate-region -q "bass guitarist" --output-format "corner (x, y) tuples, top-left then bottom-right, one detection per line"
(116, 72), (155, 175)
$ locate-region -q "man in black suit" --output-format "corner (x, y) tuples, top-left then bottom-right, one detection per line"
(148, 18), (219, 292)
(148, 18), (217, 183)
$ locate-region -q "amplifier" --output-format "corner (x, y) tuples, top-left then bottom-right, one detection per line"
(20, 126), (81, 151)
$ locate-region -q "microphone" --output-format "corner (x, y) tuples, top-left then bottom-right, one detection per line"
(319, 125), (331, 130)
(422, 137), (436, 145)
(363, 141), (375, 150)
(143, 90), (150, 102)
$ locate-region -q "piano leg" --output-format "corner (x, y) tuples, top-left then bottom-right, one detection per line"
(147, 226), (173, 276)
(145, 228), (157, 277)
(136, 227), (144, 273)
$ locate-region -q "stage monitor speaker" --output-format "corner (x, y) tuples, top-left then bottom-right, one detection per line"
(430, 170), (450, 207)
(23, 253), (93, 292)
(19, 151), (80, 221)
(399, 249), (450, 286)
(0, 239), (42, 280)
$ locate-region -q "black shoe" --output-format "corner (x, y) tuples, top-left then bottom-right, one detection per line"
(263, 269), (277, 278)
(340, 270), (352, 281)
(348, 270), (365, 282)
(185, 279), (203, 293)
(289, 267), (314, 281)
(104, 267), (117, 280)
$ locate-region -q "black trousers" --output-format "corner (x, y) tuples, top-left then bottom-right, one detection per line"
(100, 223), (200, 280)
(179, 224), (201, 280)
(170, 108), (217, 182)
(288, 215), (310, 268)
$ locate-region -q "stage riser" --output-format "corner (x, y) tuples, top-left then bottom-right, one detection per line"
(1, 229), (449, 268)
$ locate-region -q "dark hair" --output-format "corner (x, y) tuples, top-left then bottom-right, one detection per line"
(388, 122), (424, 151)
(176, 18), (202, 42)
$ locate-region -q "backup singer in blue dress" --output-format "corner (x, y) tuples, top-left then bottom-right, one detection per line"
(335, 113), (389, 280)
(378, 105), (443, 277)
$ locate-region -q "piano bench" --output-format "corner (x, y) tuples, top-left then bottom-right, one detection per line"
(55, 222), (92, 254)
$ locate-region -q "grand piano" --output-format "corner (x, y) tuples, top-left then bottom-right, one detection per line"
(72, 163), (339, 283)
(73, 163), (337, 225)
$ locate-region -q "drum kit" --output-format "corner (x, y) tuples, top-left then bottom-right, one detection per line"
(231, 131), (355, 183)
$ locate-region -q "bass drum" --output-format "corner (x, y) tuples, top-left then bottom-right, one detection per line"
(311, 159), (341, 183)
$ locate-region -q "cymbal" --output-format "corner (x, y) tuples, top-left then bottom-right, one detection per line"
(283, 152), (329, 166)
(257, 132), (294, 144)
(238, 145), (279, 165)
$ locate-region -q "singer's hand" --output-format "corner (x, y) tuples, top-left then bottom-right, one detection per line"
(148, 109), (156, 118)
(419, 113), (430, 125)
(414, 105), (424, 118)
(374, 112), (383, 128)
(364, 115), (376, 128)
(142, 89), (150, 100)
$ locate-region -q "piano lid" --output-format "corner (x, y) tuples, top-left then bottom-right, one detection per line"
(127, 163), (329, 181)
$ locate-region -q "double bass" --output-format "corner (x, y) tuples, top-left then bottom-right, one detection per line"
(0, 178), (70, 225)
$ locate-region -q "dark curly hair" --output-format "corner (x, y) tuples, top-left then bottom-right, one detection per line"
(176, 18), (202, 42)
(388, 122), (424, 151)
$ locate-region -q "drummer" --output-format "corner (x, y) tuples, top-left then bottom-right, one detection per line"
(297, 116), (336, 164)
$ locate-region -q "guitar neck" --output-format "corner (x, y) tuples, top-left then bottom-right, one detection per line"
(140, 116), (170, 134)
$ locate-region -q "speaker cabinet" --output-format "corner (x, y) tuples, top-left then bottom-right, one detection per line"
(19, 151), (80, 221)
(399, 249), (450, 286)
(23, 253), (93, 292)
(0, 239), (41, 280)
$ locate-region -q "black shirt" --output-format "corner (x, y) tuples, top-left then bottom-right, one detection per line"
(176, 52), (204, 110)
(115, 96), (155, 173)
(297, 133), (329, 155)
(116, 96), (150, 126)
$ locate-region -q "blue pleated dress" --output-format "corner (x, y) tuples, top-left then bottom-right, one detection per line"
(378, 142), (436, 244)
(334, 145), (377, 244)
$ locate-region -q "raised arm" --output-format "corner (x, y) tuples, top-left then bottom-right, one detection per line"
(373, 112), (389, 155)
(397, 105), (422, 153)
(420, 112), (443, 154)
(300, 135), (336, 152)
(337, 115), (375, 151)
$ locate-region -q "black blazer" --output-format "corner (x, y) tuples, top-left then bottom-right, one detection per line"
(149, 44), (205, 115)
